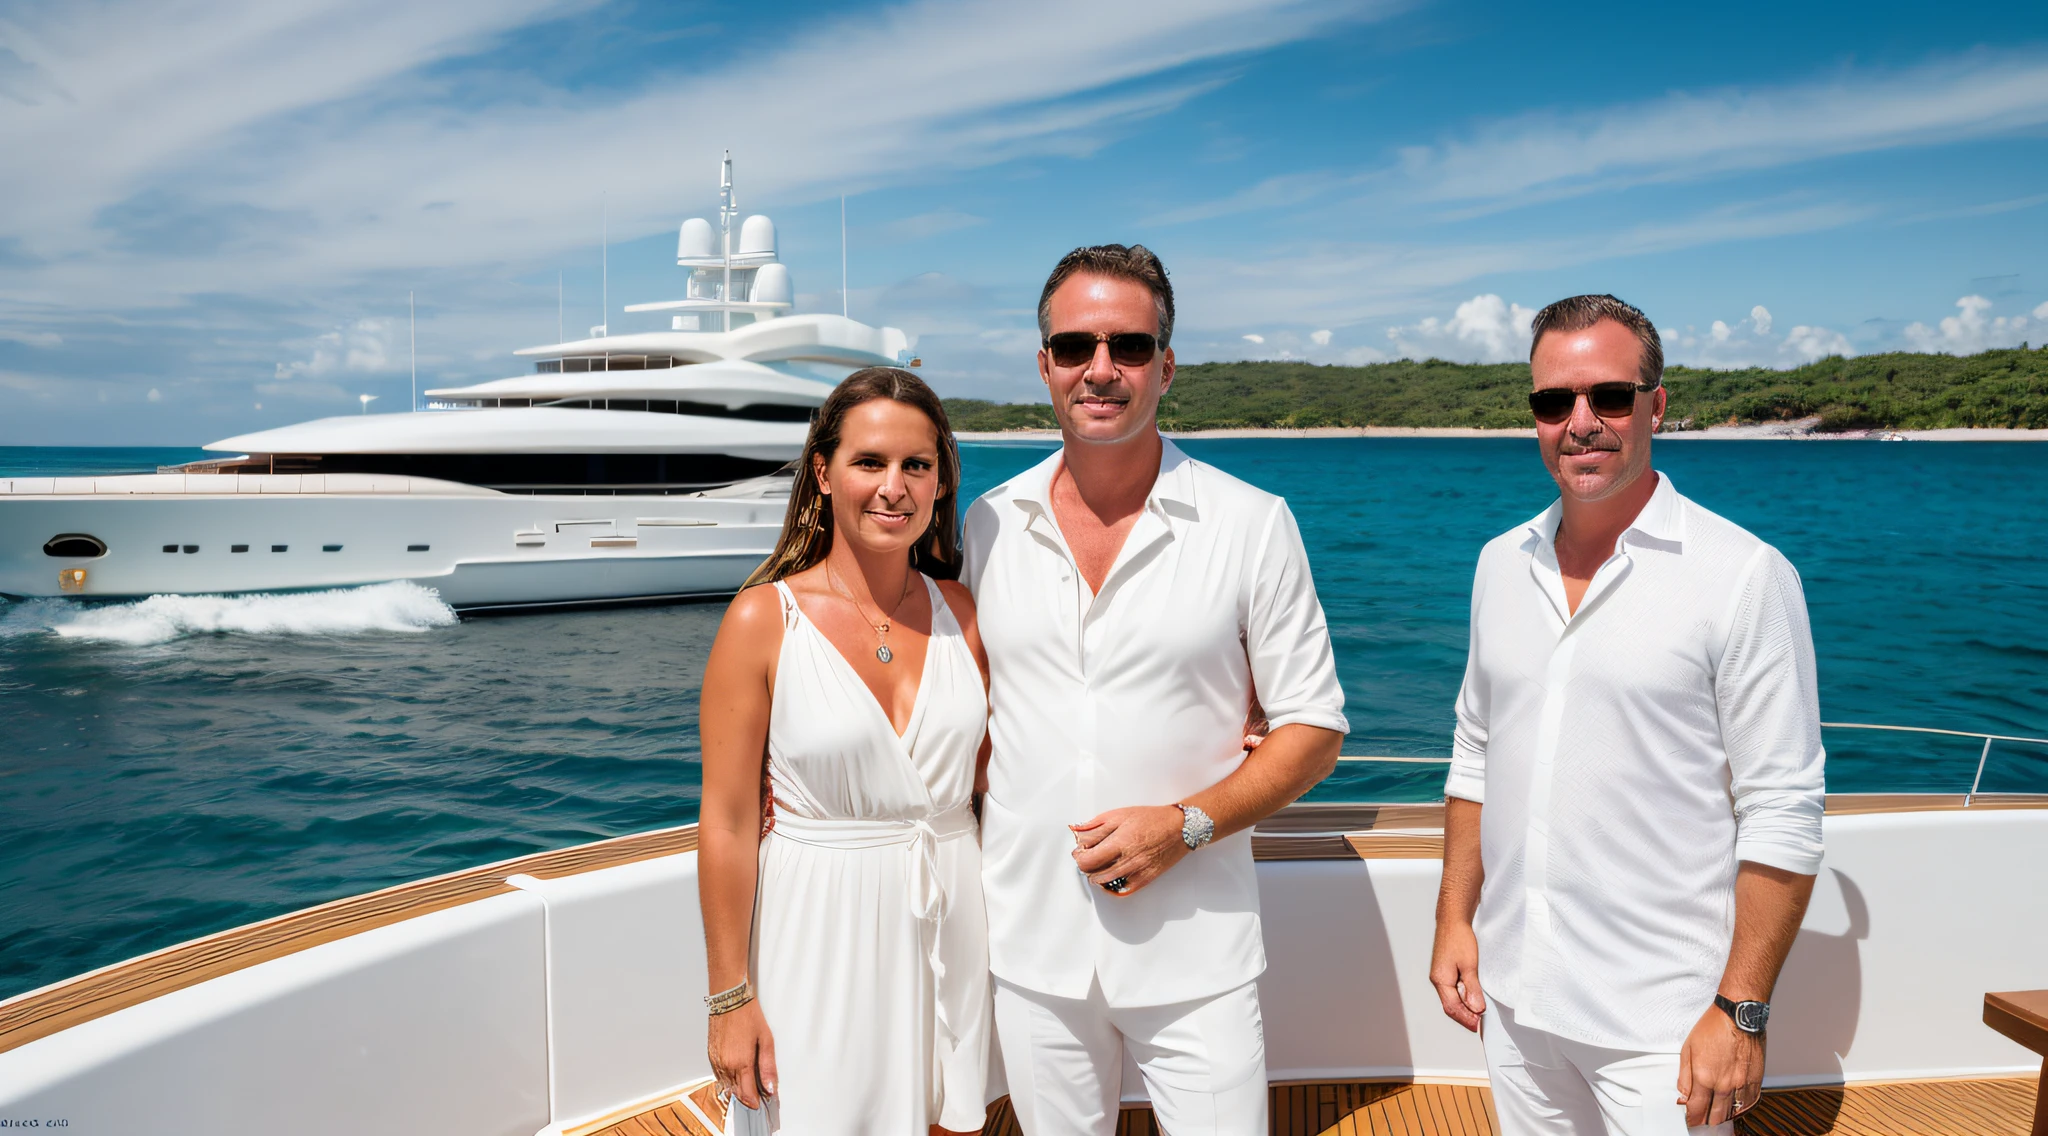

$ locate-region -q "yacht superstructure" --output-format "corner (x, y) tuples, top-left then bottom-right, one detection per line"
(0, 155), (910, 610)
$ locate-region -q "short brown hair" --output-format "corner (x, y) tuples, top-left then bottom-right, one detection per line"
(1037, 244), (1175, 347)
(744, 367), (962, 588)
(1529, 294), (1664, 388)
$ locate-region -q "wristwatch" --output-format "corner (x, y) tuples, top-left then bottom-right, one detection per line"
(1714, 994), (1770, 1035)
(1176, 804), (1215, 850)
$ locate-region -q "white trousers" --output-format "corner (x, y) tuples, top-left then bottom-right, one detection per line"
(1483, 1001), (1732, 1136)
(993, 977), (1267, 1135)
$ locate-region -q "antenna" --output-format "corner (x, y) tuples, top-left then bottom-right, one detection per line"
(557, 271), (563, 345)
(601, 195), (608, 342)
(841, 194), (848, 319)
(408, 291), (416, 411)
(720, 149), (734, 333)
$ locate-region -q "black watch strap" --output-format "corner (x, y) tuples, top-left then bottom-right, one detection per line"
(1715, 994), (1770, 1034)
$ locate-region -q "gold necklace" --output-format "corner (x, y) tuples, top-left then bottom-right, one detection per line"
(828, 562), (915, 663)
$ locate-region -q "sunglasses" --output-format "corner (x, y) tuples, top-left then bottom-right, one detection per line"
(1043, 331), (1160, 369)
(1528, 382), (1656, 425)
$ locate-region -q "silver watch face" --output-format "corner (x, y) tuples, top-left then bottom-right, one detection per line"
(1180, 805), (1215, 849)
(1736, 1001), (1769, 1033)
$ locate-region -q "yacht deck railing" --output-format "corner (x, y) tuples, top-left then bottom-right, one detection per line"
(1332, 721), (2048, 806)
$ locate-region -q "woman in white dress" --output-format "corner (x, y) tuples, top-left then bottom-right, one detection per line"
(698, 367), (991, 1135)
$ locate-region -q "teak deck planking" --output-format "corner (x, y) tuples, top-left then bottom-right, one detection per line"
(622, 1078), (2038, 1136)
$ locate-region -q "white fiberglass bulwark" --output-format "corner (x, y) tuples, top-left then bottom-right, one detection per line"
(1, 805), (2043, 1135)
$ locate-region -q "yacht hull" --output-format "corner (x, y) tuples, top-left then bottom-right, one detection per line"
(0, 475), (787, 609)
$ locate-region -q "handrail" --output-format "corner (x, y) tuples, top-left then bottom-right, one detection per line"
(1820, 721), (2048, 746)
(1820, 722), (2048, 807)
(1334, 722), (2048, 807)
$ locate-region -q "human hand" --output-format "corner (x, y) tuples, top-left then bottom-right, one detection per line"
(707, 999), (778, 1110)
(1677, 1003), (1764, 1126)
(1243, 691), (1269, 751)
(1071, 805), (1190, 897)
(1429, 918), (1487, 1031)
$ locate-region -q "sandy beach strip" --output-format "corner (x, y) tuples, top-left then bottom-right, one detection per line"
(954, 425), (2048, 442)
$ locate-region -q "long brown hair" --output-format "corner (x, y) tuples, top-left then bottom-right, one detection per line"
(743, 367), (963, 588)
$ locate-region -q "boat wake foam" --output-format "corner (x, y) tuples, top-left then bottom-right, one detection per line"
(0, 582), (459, 645)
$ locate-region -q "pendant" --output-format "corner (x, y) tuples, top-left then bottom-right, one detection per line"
(875, 644), (893, 663)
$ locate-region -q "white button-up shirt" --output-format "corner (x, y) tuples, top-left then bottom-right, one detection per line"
(964, 440), (1349, 1007)
(1447, 473), (1826, 1051)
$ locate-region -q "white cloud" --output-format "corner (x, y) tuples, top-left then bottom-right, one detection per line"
(0, 328), (62, 348)
(1174, 199), (1870, 329)
(146, 387), (160, 401)
(0, 0), (1379, 306)
(1780, 325), (1853, 360)
(275, 318), (397, 380)
(1750, 305), (1773, 335)
(1396, 54), (2048, 208)
(1310, 329), (1332, 346)
(1385, 294), (1535, 363)
(1242, 333), (1265, 344)
(1903, 295), (2038, 354)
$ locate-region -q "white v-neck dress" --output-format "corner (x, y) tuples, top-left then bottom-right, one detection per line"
(753, 577), (991, 1134)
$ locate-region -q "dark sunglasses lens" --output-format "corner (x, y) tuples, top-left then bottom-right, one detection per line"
(1107, 333), (1157, 366)
(1529, 389), (1577, 423)
(1588, 385), (1640, 417)
(1046, 333), (1097, 367)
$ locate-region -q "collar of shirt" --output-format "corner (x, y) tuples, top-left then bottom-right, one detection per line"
(1006, 437), (1202, 596)
(1521, 471), (1687, 626)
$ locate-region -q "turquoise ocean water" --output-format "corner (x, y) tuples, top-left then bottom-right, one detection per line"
(1, 439), (2044, 1001)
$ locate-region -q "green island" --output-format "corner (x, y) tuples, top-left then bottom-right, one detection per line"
(941, 346), (2048, 432)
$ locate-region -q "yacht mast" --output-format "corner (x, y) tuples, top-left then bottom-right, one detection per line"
(720, 151), (734, 334)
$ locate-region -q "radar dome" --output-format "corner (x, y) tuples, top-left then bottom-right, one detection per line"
(677, 217), (715, 260)
(751, 263), (793, 306)
(738, 214), (777, 259)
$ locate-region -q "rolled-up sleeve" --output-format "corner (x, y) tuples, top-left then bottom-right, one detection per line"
(1246, 500), (1349, 735)
(1445, 556), (1489, 804)
(1717, 546), (1826, 875)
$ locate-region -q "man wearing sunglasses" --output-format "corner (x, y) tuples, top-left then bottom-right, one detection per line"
(962, 245), (1348, 1134)
(1430, 294), (1825, 1135)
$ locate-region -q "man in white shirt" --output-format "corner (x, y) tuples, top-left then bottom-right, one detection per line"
(963, 244), (1349, 1135)
(1430, 294), (1826, 1135)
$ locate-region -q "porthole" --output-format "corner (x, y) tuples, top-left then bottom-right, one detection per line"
(44, 534), (108, 558)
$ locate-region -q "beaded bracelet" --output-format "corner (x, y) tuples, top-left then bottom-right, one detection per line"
(704, 980), (754, 1016)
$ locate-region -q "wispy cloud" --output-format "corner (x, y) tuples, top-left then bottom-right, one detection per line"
(1173, 198), (1872, 328)
(1396, 53), (2048, 208)
(0, 0), (1382, 302)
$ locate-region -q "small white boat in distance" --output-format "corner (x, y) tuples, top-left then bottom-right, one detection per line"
(0, 154), (912, 611)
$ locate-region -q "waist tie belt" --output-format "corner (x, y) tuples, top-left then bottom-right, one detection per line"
(767, 804), (977, 1038)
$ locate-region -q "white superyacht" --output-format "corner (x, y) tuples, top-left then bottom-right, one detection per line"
(0, 156), (911, 611)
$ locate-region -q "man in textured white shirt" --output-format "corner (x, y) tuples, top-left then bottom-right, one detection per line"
(1430, 294), (1825, 1135)
(963, 244), (1349, 1135)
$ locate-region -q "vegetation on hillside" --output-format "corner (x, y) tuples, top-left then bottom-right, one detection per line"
(941, 347), (2048, 432)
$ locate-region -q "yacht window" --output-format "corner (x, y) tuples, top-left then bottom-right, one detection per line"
(322, 544), (342, 552)
(162, 544), (177, 553)
(182, 545), (198, 554)
(43, 534), (108, 558)
(272, 545), (288, 552)
(650, 399), (679, 414)
(408, 544), (429, 552)
(608, 399), (648, 412)
(231, 545), (249, 553)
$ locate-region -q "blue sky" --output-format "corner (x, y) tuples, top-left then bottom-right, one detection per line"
(2, 0), (2046, 444)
